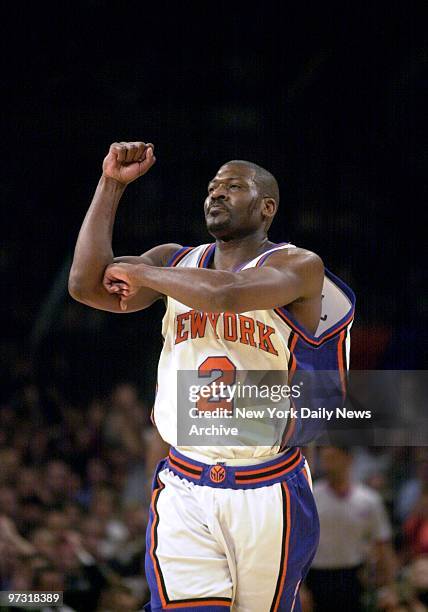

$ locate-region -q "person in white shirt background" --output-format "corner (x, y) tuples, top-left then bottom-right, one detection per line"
(304, 446), (397, 612)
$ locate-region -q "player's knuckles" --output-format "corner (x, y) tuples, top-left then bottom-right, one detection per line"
(113, 148), (126, 162)
(125, 147), (138, 162)
(133, 142), (144, 153)
(116, 142), (130, 158)
(131, 148), (142, 161)
(136, 144), (147, 159)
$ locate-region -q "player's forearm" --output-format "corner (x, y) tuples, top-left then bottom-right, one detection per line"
(69, 176), (126, 298)
(132, 265), (287, 313)
(126, 265), (236, 312)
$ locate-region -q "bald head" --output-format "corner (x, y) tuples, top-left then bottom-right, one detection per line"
(222, 160), (280, 206)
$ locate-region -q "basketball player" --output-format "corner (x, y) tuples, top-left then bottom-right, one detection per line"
(69, 141), (355, 611)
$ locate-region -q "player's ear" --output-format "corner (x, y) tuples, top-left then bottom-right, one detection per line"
(262, 197), (277, 222)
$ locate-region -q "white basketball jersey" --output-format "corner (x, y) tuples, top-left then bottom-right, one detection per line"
(153, 243), (355, 462)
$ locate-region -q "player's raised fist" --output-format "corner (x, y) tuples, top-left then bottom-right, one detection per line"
(102, 141), (156, 185)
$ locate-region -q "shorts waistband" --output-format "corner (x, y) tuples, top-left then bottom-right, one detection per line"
(167, 447), (304, 489)
(176, 448), (288, 466)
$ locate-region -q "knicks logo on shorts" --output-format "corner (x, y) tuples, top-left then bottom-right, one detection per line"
(210, 464), (226, 483)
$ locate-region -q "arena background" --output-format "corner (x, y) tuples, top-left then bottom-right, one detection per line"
(1, 2), (427, 611)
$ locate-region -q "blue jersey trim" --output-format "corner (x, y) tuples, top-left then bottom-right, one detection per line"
(166, 246), (194, 267)
(275, 268), (355, 346)
(198, 243), (216, 268)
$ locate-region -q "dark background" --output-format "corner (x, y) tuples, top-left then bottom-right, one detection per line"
(1, 1), (427, 404)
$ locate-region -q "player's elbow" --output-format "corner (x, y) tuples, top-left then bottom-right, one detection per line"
(68, 272), (92, 303)
(68, 278), (84, 302)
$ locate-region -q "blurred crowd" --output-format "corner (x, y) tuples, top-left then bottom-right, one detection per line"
(0, 377), (169, 611)
(1, 362), (428, 611)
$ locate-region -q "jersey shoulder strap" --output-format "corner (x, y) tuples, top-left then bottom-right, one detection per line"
(166, 244), (212, 268)
(240, 242), (297, 270)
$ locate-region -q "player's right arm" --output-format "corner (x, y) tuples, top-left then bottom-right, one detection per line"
(68, 141), (181, 313)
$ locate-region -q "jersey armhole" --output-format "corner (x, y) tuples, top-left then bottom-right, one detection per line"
(274, 268), (355, 347)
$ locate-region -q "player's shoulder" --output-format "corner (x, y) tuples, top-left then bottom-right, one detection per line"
(267, 246), (324, 289)
(274, 245), (324, 269)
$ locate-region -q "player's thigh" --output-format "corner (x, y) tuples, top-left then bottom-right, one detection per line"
(232, 469), (319, 612)
(146, 468), (233, 610)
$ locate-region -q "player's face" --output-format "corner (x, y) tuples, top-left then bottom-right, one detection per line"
(204, 164), (264, 239)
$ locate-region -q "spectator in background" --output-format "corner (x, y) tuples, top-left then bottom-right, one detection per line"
(403, 492), (428, 560)
(305, 447), (397, 611)
(378, 556), (428, 611)
(62, 501), (84, 531)
(32, 565), (76, 612)
(43, 460), (75, 506)
(29, 527), (57, 562)
(396, 449), (428, 523)
(88, 486), (128, 560)
(0, 485), (18, 518)
(406, 556), (428, 610)
(104, 383), (148, 457)
(96, 583), (142, 612)
(19, 496), (46, 536)
(122, 426), (170, 507)
(352, 446), (392, 489)
(75, 458), (111, 508)
(16, 465), (43, 498)
(109, 503), (148, 600)
(0, 447), (22, 485)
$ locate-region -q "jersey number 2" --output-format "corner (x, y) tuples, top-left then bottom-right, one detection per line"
(197, 356), (236, 414)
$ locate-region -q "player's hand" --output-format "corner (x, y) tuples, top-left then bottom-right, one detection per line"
(102, 141), (156, 185)
(103, 262), (142, 310)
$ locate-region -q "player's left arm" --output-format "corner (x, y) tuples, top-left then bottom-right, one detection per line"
(102, 248), (324, 312)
